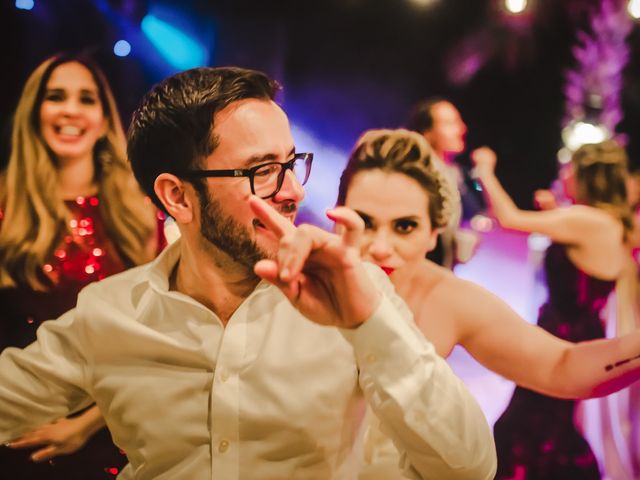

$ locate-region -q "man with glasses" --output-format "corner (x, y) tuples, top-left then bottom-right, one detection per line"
(0, 66), (496, 479)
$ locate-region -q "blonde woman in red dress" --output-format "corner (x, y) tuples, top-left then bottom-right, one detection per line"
(0, 53), (164, 480)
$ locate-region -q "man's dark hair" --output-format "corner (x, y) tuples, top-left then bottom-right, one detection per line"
(127, 66), (280, 213)
(404, 97), (448, 135)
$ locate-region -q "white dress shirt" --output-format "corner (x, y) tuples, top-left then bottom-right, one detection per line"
(0, 239), (496, 479)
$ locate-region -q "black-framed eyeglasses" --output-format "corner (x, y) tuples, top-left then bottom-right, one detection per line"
(181, 152), (313, 200)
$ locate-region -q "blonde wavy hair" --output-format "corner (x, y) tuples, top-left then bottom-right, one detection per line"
(572, 139), (634, 240)
(337, 128), (456, 229)
(0, 54), (157, 290)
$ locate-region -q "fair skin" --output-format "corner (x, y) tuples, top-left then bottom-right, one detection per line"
(39, 61), (107, 199)
(533, 188), (558, 210)
(345, 168), (640, 398)
(7, 62), (109, 461)
(6, 407), (104, 461)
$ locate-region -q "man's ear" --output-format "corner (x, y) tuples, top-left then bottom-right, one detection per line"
(154, 173), (194, 224)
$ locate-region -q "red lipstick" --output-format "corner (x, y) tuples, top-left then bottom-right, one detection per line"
(380, 266), (395, 276)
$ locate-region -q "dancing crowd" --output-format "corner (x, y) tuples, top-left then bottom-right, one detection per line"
(1, 53), (640, 480)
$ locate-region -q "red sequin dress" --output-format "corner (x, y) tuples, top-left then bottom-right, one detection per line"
(0, 196), (164, 480)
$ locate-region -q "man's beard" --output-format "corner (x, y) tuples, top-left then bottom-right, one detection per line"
(197, 187), (270, 270)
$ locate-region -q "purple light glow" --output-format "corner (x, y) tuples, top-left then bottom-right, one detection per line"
(562, 0), (631, 137)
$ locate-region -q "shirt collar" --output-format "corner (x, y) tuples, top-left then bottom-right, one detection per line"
(130, 238), (273, 308)
(131, 238), (181, 308)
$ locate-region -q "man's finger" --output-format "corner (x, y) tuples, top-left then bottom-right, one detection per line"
(277, 226), (323, 281)
(254, 260), (301, 300)
(248, 196), (295, 238)
(326, 207), (364, 248)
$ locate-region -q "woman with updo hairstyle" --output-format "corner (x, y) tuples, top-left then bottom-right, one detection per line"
(337, 129), (640, 479)
(572, 140), (633, 228)
(0, 52), (165, 479)
(473, 139), (634, 479)
(337, 128), (453, 232)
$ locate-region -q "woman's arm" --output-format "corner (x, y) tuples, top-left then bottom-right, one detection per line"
(440, 276), (640, 399)
(471, 147), (611, 244)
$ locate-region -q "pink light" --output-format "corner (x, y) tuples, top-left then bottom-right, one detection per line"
(505, 0), (527, 14)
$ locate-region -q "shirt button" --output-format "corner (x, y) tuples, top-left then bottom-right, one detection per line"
(218, 440), (229, 453)
(365, 353), (377, 364)
(219, 369), (229, 383)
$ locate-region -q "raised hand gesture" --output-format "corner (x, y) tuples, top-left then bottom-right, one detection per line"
(250, 196), (381, 329)
(471, 146), (497, 178)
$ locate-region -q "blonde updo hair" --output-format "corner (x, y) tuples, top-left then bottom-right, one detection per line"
(572, 139), (634, 238)
(337, 128), (456, 229)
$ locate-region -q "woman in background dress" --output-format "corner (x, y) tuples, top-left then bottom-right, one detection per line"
(473, 139), (633, 479)
(0, 52), (164, 480)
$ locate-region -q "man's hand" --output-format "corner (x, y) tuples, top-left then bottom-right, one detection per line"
(250, 196), (381, 328)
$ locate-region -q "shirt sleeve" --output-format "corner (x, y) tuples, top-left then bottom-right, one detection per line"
(0, 308), (92, 443)
(343, 264), (497, 480)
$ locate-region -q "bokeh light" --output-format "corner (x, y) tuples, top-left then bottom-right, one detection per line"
(505, 0), (527, 14)
(15, 0), (34, 10)
(113, 40), (132, 57)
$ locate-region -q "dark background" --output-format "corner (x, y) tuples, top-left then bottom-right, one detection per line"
(2, 0), (639, 211)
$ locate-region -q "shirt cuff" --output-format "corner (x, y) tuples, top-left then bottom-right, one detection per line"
(340, 294), (434, 379)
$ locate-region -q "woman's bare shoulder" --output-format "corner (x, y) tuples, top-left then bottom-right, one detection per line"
(410, 260), (472, 301)
(567, 204), (623, 227)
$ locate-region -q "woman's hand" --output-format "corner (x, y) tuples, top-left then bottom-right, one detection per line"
(534, 189), (558, 211)
(471, 146), (497, 178)
(6, 407), (105, 462)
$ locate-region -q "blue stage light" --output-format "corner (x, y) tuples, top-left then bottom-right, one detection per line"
(15, 0), (34, 10)
(113, 40), (132, 57)
(141, 14), (208, 70)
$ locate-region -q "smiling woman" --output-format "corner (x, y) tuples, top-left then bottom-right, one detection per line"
(0, 53), (161, 290)
(0, 53), (165, 479)
(38, 62), (108, 167)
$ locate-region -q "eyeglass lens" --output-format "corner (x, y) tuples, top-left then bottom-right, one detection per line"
(252, 156), (311, 198)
